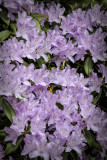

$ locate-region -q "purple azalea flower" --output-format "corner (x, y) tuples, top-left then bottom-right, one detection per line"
(97, 64), (107, 83)
(0, 144), (4, 160)
(16, 11), (36, 40)
(46, 2), (65, 23)
(0, 37), (25, 63)
(66, 127), (86, 155)
(4, 127), (20, 145)
(89, 28), (107, 62)
(88, 71), (102, 93)
(87, 5), (104, 26)
(0, 2), (107, 159)
(22, 134), (50, 160)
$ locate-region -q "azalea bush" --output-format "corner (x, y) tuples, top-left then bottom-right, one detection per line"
(0, 0), (107, 160)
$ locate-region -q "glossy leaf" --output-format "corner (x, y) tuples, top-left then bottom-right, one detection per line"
(91, 0), (99, 8)
(0, 118), (11, 129)
(0, 96), (2, 107)
(41, 26), (50, 32)
(22, 61), (29, 67)
(45, 52), (52, 61)
(105, 153), (107, 160)
(103, 0), (107, 6)
(32, 18), (41, 35)
(36, 57), (46, 68)
(84, 129), (102, 152)
(5, 136), (24, 155)
(10, 23), (17, 32)
(2, 98), (16, 123)
(92, 88), (102, 105)
(90, 157), (96, 160)
(0, 129), (7, 137)
(62, 151), (69, 160)
(30, 158), (38, 160)
(31, 13), (48, 19)
(0, 10), (10, 26)
(84, 57), (93, 75)
(82, 0), (91, 8)
(56, 102), (64, 110)
(70, 150), (80, 160)
(0, 30), (11, 43)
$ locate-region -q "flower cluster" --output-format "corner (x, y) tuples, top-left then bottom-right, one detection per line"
(0, 1), (107, 160)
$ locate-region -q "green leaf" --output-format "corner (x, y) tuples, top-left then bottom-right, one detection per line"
(2, 98), (16, 123)
(84, 129), (102, 152)
(41, 26), (50, 32)
(36, 57), (46, 68)
(84, 57), (93, 75)
(31, 13), (48, 19)
(84, 129), (94, 148)
(49, 84), (62, 94)
(82, 0), (91, 8)
(0, 129), (7, 137)
(70, 150), (80, 160)
(29, 80), (35, 85)
(90, 157), (96, 160)
(10, 23), (17, 32)
(45, 52), (52, 61)
(5, 135), (23, 155)
(0, 30), (11, 43)
(92, 88), (102, 105)
(32, 18), (41, 35)
(22, 61), (29, 67)
(0, 118), (11, 129)
(105, 153), (107, 160)
(56, 102), (64, 110)
(2, 24), (8, 30)
(103, 0), (107, 6)
(21, 7), (29, 16)
(91, 0), (99, 8)
(0, 96), (2, 108)
(0, 10), (10, 26)
(30, 158), (38, 160)
(62, 151), (69, 160)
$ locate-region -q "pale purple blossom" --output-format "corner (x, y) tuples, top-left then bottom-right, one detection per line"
(89, 28), (107, 62)
(66, 127), (86, 155)
(87, 5), (104, 26)
(88, 71), (102, 93)
(21, 134), (51, 160)
(0, 37), (25, 63)
(4, 127), (20, 145)
(46, 2), (65, 23)
(0, 2), (107, 159)
(31, 2), (47, 26)
(31, 115), (46, 135)
(0, 144), (4, 160)
(3, 0), (34, 20)
(16, 11), (37, 41)
(60, 8), (92, 36)
(10, 114), (27, 133)
(97, 64), (107, 83)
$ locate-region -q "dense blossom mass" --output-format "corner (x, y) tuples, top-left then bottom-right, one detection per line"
(0, 0), (107, 160)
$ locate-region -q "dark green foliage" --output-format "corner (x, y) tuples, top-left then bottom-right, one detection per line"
(84, 57), (93, 76)
(56, 102), (64, 110)
(0, 0), (106, 160)
(0, 30), (11, 43)
(5, 136), (24, 156)
(0, 9), (10, 26)
(1, 98), (16, 123)
(84, 129), (102, 152)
